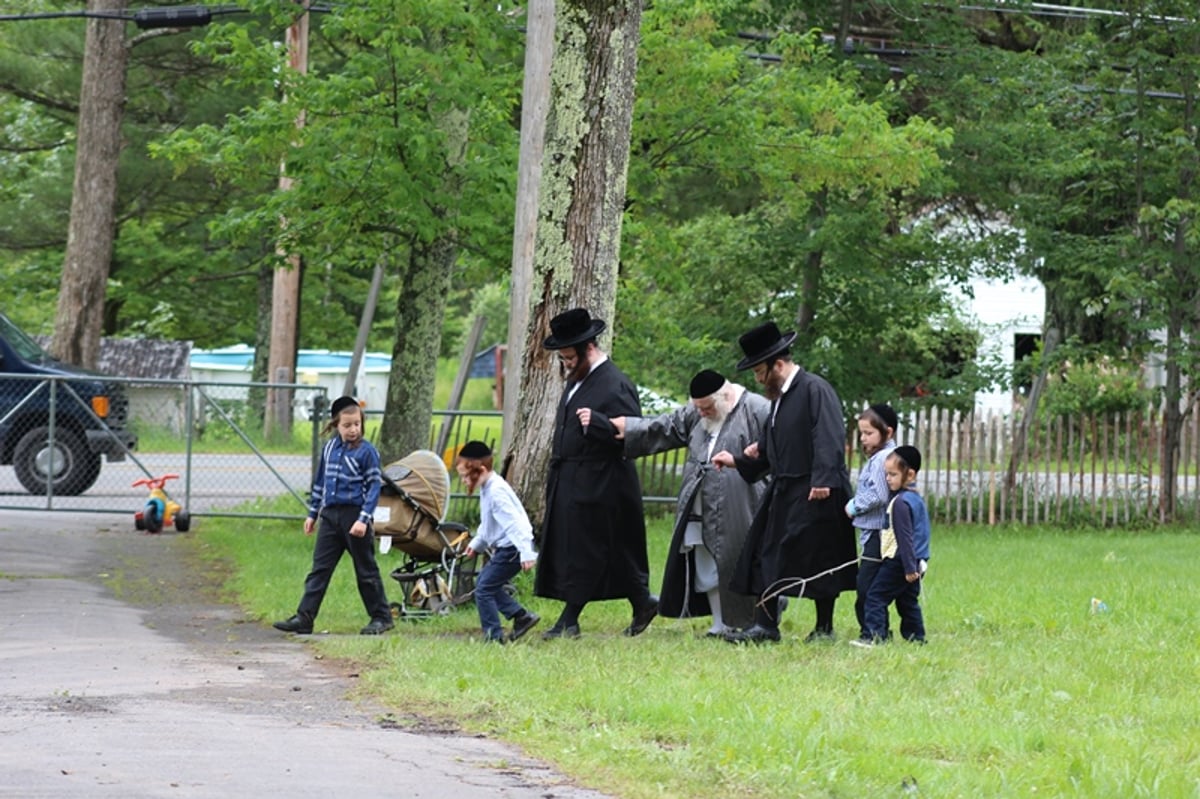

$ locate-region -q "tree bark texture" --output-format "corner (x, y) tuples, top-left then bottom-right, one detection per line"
(379, 237), (459, 464)
(52, 0), (129, 369)
(378, 107), (470, 465)
(506, 0), (644, 523)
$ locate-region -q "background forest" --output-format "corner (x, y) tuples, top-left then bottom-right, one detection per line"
(2, 0), (1199, 480)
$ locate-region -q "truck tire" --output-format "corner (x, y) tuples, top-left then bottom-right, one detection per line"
(12, 426), (103, 496)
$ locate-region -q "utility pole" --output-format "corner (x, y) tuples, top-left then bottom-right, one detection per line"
(500, 0), (554, 464)
(51, 0), (129, 369)
(265, 1), (309, 440)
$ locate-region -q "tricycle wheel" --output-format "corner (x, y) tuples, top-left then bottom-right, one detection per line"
(173, 511), (191, 533)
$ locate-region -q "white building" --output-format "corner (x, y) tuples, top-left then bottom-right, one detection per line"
(959, 274), (1045, 415)
(189, 345), (392, 416)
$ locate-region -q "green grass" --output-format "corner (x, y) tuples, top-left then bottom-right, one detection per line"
(189, 508), (1200, 798)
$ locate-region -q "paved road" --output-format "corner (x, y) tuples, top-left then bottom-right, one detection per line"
(0, 453), (314, 515)
(0, 510), (612, 799)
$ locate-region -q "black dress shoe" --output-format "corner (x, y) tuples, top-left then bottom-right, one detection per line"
(360, 618), (395, 635)
(508, 612), (541, 642)
(541, 624), (580, 640)
(803, 628), (835, 643)
(624, 596), (659, 637)
(723, 624), (781, 644)
(273, 614), (313, 634)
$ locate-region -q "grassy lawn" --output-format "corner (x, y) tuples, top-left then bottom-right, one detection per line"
(191, 509), (1200, 798)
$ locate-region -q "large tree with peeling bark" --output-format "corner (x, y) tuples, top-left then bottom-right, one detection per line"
(505, 0), (644, 521)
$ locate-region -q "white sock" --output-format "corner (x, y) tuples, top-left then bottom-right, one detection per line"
(707, 589), (724, 632)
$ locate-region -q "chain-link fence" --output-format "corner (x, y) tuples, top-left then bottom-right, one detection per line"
(0, 373), (327, 520)
(0, 372), (687, 529)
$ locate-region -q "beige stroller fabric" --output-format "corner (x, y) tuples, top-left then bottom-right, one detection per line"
(377, 449), (451, 559)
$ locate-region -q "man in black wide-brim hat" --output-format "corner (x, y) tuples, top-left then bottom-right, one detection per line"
(534, 307), (659, 639)
(711, 321), (858, 644)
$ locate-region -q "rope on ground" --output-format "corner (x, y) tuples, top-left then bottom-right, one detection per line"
(756, 558), (860, 622)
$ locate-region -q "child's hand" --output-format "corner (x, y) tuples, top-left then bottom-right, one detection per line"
(905, 572), (921, 583)
(521, 559), (536, 571)
(350, 520), (367, 538)
(303, 517), (316, 535)
(464, 546), (476, 558)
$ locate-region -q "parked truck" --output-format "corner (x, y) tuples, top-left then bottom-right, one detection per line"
(0, 312), (136, 495)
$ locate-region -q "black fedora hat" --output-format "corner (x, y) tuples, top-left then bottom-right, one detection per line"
(735, 321), (797, 371)
(543, 308), (607, 350)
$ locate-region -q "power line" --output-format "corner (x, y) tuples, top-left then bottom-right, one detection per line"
(957, 2), (1192, 25)
(0, 5), (240, 29)
(0, 3), (335, 29)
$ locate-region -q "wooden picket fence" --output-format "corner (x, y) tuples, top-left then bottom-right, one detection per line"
(635, 406), (1200, 527)
(896, 407), (1194, 527)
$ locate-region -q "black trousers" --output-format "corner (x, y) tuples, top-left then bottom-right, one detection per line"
(296, 504), (390, 622)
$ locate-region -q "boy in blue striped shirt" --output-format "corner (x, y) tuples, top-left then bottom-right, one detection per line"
(274, 396), (393, 635)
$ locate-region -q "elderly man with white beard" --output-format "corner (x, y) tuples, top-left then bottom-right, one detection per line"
(607, 370), (771, 637)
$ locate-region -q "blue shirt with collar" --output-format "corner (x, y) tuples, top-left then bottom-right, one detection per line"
(308, 436), (382, 526)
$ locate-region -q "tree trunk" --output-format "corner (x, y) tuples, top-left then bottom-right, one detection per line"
(379, 237), (459, 463)
(247, 262), (275, 424)
(378, 107), (470, 464)
(1157, 41), (1198, 523)
(1005, 321), (1059, 493)
(51, 0), (128, 369)
(506, 0), (644, 523)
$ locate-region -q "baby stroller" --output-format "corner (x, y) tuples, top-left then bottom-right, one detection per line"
(376, 449), (482, 618)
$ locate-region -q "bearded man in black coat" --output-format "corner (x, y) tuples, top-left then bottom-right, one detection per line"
(712, 321), (858, 644)
(534, 308), (658, 639)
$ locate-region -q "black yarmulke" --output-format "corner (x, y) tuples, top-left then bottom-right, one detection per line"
(867, 403), (898, 432)
(689, 369), (725, 399)
(459, 440), (492, 459)
(892, 445), (922, 474)
(330, 396), (359, 418)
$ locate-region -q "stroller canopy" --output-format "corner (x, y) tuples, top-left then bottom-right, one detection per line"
(377, 449), (451, 556)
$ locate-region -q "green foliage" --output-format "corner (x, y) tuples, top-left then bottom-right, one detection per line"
(446, 278), (511, 360)
(620, 2), (968, 406)
(1037, 352), (1156, 418)
(151, 0), (523, 354)
(6, 0), (1200, 441)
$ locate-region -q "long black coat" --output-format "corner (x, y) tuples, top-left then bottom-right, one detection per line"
(621, 390), (770, 628)
(731, 368), (858, 601)
(534, 359), (650, 604)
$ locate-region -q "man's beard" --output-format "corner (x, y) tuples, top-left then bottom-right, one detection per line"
(699, 393), (733, 434)
(762, 369), (784, 401)
(560, 354), (589, 383)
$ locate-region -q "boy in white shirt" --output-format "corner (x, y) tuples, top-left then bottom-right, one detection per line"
(456, 441), (540, 643)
